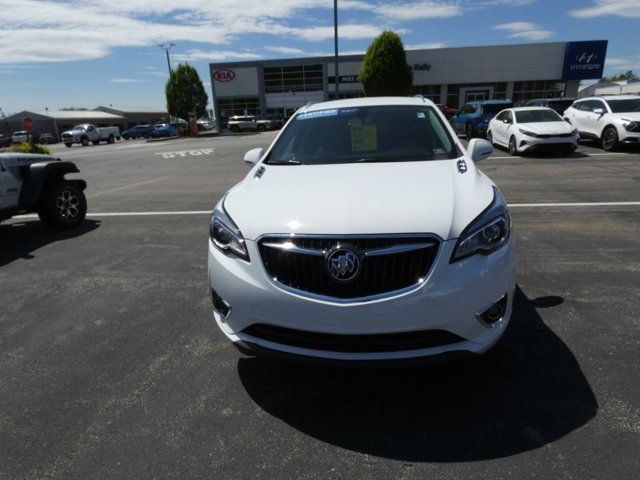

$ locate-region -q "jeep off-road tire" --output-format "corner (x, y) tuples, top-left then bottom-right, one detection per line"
(38, 181), (87, 229)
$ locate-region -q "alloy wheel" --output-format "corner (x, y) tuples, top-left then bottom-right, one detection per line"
(56, 189), (81, 221)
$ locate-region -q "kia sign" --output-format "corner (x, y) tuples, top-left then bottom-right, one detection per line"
(562, 40), (608, 81)
(213, 69), (236, 82)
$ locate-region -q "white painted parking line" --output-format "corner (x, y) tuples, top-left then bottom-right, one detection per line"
(13, 201), (640, 220)
(508, 201), (640, 208)
(489, 152), (635, 160)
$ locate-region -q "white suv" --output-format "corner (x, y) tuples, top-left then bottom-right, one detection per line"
(563, 95), (640, 151)
(208, 97), (517, 363)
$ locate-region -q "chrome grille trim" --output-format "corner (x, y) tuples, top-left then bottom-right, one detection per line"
(257, 233), (442, 303)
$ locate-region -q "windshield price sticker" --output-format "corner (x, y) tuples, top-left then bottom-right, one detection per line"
(350, 119), (377, 152)
(297, 109), (339, 121)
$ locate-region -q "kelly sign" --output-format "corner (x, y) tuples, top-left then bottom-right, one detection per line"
(213, 69), (236, 82)
(562, 40), (608, 81)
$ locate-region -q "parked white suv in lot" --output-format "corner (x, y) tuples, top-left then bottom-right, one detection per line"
(563, 95), (640, 151)
(208, 97), (517, 363)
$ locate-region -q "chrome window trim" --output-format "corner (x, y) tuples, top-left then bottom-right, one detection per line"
(255, 233), (442, 304)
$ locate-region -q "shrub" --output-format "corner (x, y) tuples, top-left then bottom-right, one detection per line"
(359, 30), (412, 97)
(4, 142), (51, 154)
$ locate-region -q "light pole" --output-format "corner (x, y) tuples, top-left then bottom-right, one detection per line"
(333, 0), (339, 98)
(158, 43), (175, 75)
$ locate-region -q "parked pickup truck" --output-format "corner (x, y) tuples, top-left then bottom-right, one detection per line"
(61, 124), (120, 147)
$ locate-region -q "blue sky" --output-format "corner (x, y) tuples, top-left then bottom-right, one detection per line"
(0, 0), (638, 115)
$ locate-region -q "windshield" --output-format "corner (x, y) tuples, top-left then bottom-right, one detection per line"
(547, 100), (574, 112)
(515, 109), (562, 123)
(71, 124), (86, 130)
(481, 103), (513, 115)
(607, 99), (640, 113)
(266, 105), (459, 165)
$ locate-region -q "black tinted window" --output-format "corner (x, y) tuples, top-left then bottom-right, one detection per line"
(515, 109), (562, 123)
(268, 106), (459, 165)
(482, 103), (514, 114)
(607, 99), (640, 113)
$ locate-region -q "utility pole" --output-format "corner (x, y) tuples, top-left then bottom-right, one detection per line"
(333, 0), (339, 97)
(158, 43), (175, 75)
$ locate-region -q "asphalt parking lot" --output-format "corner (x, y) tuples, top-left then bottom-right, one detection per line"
(1, 133), (639, 479)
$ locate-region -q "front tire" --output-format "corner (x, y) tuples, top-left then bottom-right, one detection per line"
(38, 182), (87, 229)
(81, 137), (89, 147)
(465, 124), (474, 141)
(601, 126), (619, 151)
(65, 142), (72, 148)
(487, 131), (494, 146)
(508, 136), (519, 156)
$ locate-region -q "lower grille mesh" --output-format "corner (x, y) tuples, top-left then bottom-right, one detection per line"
(243, 324), (463, 352)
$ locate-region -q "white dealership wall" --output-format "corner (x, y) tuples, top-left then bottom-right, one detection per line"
(210, 41), (596, 128)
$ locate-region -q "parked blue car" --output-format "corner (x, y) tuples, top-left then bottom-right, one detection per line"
(450, 100), (513, 140)
(122, 124), (152, 139)
(151, 123), (179, 138)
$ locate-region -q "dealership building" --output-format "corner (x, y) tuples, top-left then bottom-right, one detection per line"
(209, 40), (608, 127)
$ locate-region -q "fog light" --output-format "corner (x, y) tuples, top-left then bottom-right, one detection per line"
(476, 294), (508, 326)
(211, 288), (231, 318)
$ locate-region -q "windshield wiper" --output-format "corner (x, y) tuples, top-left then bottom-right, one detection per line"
(266, 159), (302, 165)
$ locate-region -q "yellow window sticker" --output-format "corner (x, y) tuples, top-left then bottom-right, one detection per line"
(350, 119), (377, 152)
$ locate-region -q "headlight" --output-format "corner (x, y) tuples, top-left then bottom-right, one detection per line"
(624, 121), (638, 132)
(519, 128), (538, 137)
(451, 187), (511, 262)
(210, 196), (250, 261)
(571, 128), (578, 135)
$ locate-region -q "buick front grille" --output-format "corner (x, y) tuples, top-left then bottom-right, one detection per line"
(258, 235), (440, 300)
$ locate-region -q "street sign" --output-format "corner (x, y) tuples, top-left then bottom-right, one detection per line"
(22, 116), (34, 132)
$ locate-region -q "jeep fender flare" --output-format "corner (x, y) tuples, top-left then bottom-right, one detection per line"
(19, 162), (86, 206)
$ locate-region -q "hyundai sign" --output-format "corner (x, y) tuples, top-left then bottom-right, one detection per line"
(562, 40), (608, 80)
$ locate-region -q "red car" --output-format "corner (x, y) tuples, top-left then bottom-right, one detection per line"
(436, 104), (458, 119)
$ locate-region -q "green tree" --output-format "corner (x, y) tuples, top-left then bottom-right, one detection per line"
(359, 31), (412, 97)
(165, 63), (209, 122)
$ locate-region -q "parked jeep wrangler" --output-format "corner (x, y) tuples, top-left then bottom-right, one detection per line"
(0, 153), (87, 229)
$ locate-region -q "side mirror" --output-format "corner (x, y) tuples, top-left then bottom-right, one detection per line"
(244, 147), (264, 166)
(593, 108), (604, 116)
(503, 118), (510, 124)
(468, 138), (493, 163)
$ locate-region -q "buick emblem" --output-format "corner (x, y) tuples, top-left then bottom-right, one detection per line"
(326, 247), (361, 283)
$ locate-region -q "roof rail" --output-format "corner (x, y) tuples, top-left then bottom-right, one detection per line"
(413, 94), (426, 102)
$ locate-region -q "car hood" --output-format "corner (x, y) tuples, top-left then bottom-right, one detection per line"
(519, 121), (574, 135)
(224, 159), (495, 241)
(618, 112), (640, 121)
(62, 129), (84, 134)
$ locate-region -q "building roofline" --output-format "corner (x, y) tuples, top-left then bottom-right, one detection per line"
(209, 40), (606, 69)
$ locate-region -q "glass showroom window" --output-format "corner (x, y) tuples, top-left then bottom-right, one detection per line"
(218, 97), (260, 118)
(512, 80), (565, 103)
(263, 64), (324, 93)
(411, 85), (441, 103)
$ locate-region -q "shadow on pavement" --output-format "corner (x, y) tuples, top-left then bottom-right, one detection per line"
(0, 219), (100, 267)
(237, 286), (597, 462)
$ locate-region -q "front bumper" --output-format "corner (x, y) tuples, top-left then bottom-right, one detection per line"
(519, 133), (579, 151)
(620, 129), (640, 144)
(208, 237), (517, 361)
